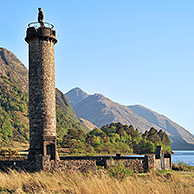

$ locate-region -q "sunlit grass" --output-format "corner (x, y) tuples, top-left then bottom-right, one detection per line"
(0, 169), (194, 194)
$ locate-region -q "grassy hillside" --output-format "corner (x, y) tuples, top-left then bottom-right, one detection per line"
(0, 48), (88, 149)
(0, 74), (88, 148)
(0, 75), (29, 147)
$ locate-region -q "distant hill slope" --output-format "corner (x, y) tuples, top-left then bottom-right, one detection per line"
(0, 48), (88, 148)
(0, 48), (29, 146)
(56, 88), (89, 134)
(128, 105), (194, 149)
(79, 118), (97, 131)
(65, 87), (194, 150)
(0, 48), (28, 92)
(73, 93), (159, 131)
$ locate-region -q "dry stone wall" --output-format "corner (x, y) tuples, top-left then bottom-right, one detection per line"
(0, 153), (171, 172)
(106, 158), (145, 172)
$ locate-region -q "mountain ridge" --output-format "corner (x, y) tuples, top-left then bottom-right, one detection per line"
(65, 87), (89, 107)
(0, 48), (28, 92)
(65, 87), (194, 150)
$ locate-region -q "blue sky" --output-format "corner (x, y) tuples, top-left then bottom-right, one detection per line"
(1, 0), (194, 134)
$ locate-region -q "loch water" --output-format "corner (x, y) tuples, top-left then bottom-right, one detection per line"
(172, 150), (194, 166)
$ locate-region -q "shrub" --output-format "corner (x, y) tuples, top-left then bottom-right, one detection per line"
(172, 162), (194, 171)
(108, 160), (133, 181)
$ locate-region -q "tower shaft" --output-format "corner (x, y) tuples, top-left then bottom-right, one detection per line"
(25, 26), (58, 162)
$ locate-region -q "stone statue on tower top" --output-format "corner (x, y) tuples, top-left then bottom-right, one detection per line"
(38, 8), (44, 27)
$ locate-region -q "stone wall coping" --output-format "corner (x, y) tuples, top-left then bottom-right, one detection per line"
(60, 155), (146, 160)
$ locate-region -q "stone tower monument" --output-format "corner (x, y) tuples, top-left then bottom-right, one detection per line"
(25, 9), (59, 167)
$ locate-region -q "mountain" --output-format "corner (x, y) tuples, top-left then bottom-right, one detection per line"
(73, 93), (159, 131)
(128, 105), (194, 150)
(0, 48), (28, 92)
(0, 48), (88, 148)
(55, 88), (89, 135)
(65, 87), (89, 107)
(56, 88), (80, 121)
(0, 48), (29, 146)
(65, 87), (194, 150)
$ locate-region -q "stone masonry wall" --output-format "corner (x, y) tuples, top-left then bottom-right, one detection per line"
(106, 155), (156, 172)
(145, 154), (155, 171)
(164, 158), (171, 170)
(0, 154), (171, 172)
(53, 160), (96, 172)
(153, 158), (171, 170)
(28, 37), (56, 157)
(106, 158), (145, 172)
(154, 158), (162, 170)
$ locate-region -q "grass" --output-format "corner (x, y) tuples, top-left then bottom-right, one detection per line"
(0, 170), (194, 194)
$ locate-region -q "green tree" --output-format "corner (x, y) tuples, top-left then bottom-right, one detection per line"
(158, 129), (171, 147)
(0, 120), (13, 140)
(69, 139), (86, 153)
(134, 139), (155, 154)
(125, 125), (135, 136)
(148, 127), (159, 144)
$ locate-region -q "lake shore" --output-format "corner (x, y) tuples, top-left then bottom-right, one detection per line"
(172, 150), (194, 166)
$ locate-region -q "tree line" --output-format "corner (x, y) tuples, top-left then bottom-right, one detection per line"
(59, 122), (171, 154)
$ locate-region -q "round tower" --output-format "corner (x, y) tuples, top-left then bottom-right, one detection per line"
(25, 19), (58, 162)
